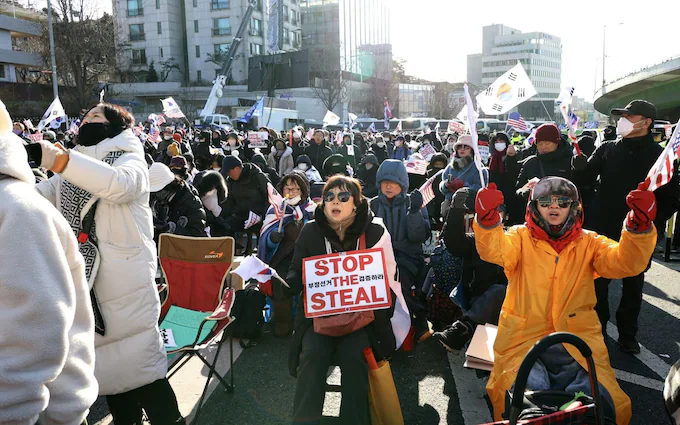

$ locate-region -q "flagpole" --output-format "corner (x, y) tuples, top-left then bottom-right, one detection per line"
(46, 0), (59, 98)
(538, 97), (553, 121)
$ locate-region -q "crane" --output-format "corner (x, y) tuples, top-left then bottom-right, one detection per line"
(200, 0), (258, 118)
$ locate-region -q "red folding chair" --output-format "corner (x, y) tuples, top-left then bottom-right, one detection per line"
(158, 234), (237, 425)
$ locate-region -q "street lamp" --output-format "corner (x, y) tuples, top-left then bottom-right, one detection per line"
(602, 23), (624, 93)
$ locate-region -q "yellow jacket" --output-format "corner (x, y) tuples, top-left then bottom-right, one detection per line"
(473, 220), (657, 425)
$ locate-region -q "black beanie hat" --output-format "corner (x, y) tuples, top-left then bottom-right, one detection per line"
(221, 155), (243, 173)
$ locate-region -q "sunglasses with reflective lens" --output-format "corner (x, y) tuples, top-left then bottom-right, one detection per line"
(536, 196), (574, 208)
(323, 191), (352, 203)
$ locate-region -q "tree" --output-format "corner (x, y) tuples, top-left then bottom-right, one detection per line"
(368, 58), (401, 118)
(309, 47), (348, 113)
(160, 58), (181, 82)
(146, 60), (159, 82)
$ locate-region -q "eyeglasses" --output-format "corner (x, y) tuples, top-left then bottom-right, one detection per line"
(284, 186), (301, 193)
(323, 191), (352, 203)
(536, 196), (574, 208)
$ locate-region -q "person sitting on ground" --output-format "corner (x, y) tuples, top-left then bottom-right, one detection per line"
(220, 155), (270, 237)
(473, 176), (658, 424)
(287, 176), (410, 425)
(337, 133), (361, 171)
(149, 162), (207, 242)
(294, 153), (322, 183)
(370, 160), (432, 342)
(432, 187), (507, 352)
(268, 138), (295, 177)
(439, 135), (488, 218)
(258, 172), (316, 337)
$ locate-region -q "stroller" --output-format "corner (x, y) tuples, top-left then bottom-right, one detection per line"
(481, 332), (613, 425)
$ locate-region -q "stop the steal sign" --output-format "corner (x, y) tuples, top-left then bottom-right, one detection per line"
(303, 249), (391, 318)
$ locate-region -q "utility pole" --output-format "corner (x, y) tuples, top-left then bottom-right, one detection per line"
(47, 0), (59, 98)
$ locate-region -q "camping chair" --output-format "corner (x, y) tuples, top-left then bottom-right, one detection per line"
(157, 234), (237, 425)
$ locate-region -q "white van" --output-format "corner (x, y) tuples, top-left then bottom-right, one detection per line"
(201, 114), (233, 130)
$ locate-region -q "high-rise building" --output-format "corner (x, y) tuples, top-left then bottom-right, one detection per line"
(301, 0), (392, 81)
(467, 24), (562, 120)
(113, 0), (302, 84)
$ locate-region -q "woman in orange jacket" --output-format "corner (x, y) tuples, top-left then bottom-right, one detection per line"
(473, 176), (657, 425)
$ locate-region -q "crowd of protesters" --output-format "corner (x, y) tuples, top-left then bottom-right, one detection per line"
(2, 96), (680, 425)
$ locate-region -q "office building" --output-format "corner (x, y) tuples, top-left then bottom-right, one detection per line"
(467, 24), (562, 120)
(113, 0), (302, 84)
(0, 10), (41, 83)
(301, 0), (392, 80)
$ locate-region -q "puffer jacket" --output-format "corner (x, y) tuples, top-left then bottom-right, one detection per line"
(295, 154), (322, 183)
(286, 200), (411, 376)
(36, 129), (167, 395)
(151, 179), (207, 241)
(513, 140), (574, 192)
(357, 154), (379, 198)
(305, 141), (333, 177)
(267, 146), (295, 176)
(474, 218), (657, 424)
(223, 162), (271, 220)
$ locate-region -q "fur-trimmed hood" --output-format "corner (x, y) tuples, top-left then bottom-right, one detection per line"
(194, 170), (227, 203)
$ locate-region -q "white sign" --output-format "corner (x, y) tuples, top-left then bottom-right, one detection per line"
(248, 131), (269, 148)
(419, 143), (436, 161)
(478, 142), (490, 163)
(160, 328), (177, 348)
(303, 249), (391, 318)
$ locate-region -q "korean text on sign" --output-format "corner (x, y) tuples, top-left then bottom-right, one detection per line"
(302, 249), (391, 318)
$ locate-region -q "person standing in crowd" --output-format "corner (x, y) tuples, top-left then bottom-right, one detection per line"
(474, 176), (659, 423)
(573, 100), (680, 354)
(390, 135), (410, 161)
(439, 135), (488, 217)
(220, 155), (271, 237)
(258, 172), (316, 337)
(426, 152), (449, 228)
(268, 138), (295, 177)
(290, 127), (309, 160)
(294, 153), (323, 183)
(306, 129), (333, 178)
(0, 101), (98, 425)
(370, 134), (389, 164)
(191, 130), (214, 171)
(287, 176), (409, 425)
(34, 103), (184, 424)
(356, 153), (379, 198)
(252, 152), (281, 186)
(370, 160), (432, 342)
(442, 133), (458, 158)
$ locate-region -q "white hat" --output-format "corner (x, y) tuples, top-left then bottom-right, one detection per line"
(453, 135), (474, 150)
(148, 162), (174, 192)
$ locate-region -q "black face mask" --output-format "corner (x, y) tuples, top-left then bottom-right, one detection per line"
(77, 122), (113, 146)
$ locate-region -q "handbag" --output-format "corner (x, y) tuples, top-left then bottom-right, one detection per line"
(313, 234), (376, 337)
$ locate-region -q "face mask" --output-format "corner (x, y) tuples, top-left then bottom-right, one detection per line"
(365, 163), (374, 170)
(277, 148), (284, 155)
(616, 117), (646, 137)
(495, 142), (507, 152)
(298, 163), (309, 171)
(213, 167), (221, 172)
(288, 195), (301, 205)
(77, 122), (112, 146)
(228, 140), (237, 146)
(13, 129), (22, 135)
(345, 140), (351, 145)
(376, 141), (385, 148)
(395, 140), (403, 147)
(163, 135), (172, 140)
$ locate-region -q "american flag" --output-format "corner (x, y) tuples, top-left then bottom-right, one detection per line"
(507, 112), (527, 131)
(418, 169), (444, 206)
(646, 122), (680, 192)
(405, 158), (428, 175)
(267, 182), (285, 219)
(244, 211), (262, 229)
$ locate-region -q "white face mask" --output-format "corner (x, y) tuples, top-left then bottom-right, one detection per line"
(365, 163), (374, 170)
(298, 163), (309, 171)
(163, 135), (172, 141)
(616, 117), (646, 137)
(495, 142), (507, 152)
(213, 167), (221, 172)
(376, 141), (385, 148)
(288, 195), (301, 205)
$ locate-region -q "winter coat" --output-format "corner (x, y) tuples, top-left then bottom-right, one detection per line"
(223, 162), (271, 220)
(513, 140), (574, 192)
(291, 138), (310, 160)
(370, 160), (430, 278)
(151, 179), (207, 241)
(194, 170), (232, 236)
(337, 143), (361, 170)
(251, 153), (281, 187)
(294, 154), (323, 183)
(425, 167), (446, 226)
(305, 142), (333, 177)
(286, 200), (411, 376)
(473, 219), (658, 424)
(36, 129), (167, 395)
(267, 146), (295, 176)
(371, 145), (389, 164)
(357, 154), (379, 198)
(0, 131), (98, 425)
(575, 133), (680, 241)
(389, 145), (410, 161)
(439, 157), (488, 200)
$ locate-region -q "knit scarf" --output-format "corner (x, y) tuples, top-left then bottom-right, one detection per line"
(488, 149), (506, 174)
(525, 205), (583, 254)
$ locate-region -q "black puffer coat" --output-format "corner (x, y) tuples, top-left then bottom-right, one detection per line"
(151, 179), (206, 241)
(223, 163), (271, 221)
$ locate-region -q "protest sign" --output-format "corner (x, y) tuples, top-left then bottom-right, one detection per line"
(419, 143), (436, 161)
(248, 131), (269, 148)
(478, 141), (490, 163)
(303, 249), (391, 318)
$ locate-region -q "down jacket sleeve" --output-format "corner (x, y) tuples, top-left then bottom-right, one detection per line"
(473, 219), (523, 274)
(59, 150), (149, 204)
(591, 225), (657, 279)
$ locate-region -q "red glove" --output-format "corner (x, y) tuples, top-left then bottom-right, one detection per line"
(475, 183), (504, 227)
(259, 280), (273, 297)
(447, 178), (465, 191)
(625, 181), (656, 232)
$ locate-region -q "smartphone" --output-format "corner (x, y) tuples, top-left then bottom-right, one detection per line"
(24, 143), (42, 165)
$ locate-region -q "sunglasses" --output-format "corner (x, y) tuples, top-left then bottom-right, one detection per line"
(323, 191), (352, 203)
(536, 196), (574, 208)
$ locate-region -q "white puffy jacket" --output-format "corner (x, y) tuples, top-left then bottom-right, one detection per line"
(36, 129), (167, 395)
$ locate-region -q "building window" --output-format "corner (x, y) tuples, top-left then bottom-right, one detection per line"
(197, 70), (202, 82)
(194, 20), (199, 33)
(131, 49), (147, 65)
(214, 43), (231, 60)
(283, 5), (289, 21)
(193, 0), (197, 6)
(250, 18), (262, 36)
(249, 43), (263, 55)
(129, 24), (145, 41)
(156, 0), (160, 9)
(157, 22), (162, 34)
(127, 0), (143, 16)
(0, 64), (5, 79)
(196, 45), (201, 58)
(160, 47), (164, 58)
(212, 18), (231, 36)
(283, 28), (290, 44)
(211, 0), (229, 10)
(255, 0), (263, 11)
(290, 9), (298, 25)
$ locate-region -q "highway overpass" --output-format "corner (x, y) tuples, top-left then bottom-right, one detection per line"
(594, 56), (680, 122)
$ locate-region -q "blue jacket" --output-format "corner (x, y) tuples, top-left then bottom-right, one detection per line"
(389, 145), (411, 161)
(370, 160), (430, 277)
(439, 157), (489, 200)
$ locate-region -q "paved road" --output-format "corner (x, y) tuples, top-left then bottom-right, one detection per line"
(89, 258), (680, 425)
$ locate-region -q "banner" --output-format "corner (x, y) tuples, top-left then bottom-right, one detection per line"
(476, 62), (537, 115)
(247, 131), (269, 148)
(448, 120), (465, 133)
(266, 0), (280, 52)
(418, 143), (436, 161)
(303, 249), (391, 318)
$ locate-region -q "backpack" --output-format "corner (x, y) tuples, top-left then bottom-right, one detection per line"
(230, 287), (267, 348)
